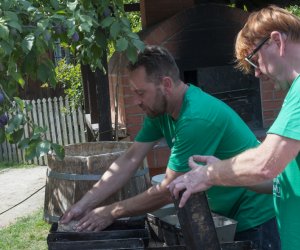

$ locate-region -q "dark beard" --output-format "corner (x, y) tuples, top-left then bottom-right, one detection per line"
(142, 88), (167, 118)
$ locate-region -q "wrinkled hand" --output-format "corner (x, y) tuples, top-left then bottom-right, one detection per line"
(74, 205), (115, 232)
(60, 203), (89, 225)
(168, 155), (220, 208)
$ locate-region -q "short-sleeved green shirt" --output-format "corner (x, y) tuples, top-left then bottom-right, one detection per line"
(268, 75), (300, 250)
(136, 84), (275, 232)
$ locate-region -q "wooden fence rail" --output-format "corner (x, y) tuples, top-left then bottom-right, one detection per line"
(0, 96), (86, 165)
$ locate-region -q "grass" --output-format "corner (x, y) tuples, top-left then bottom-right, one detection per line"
(0, 162), (37, 171)
(0, 209), (51, 250)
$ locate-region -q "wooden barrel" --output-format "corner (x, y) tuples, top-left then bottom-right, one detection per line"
(44, 141), (150, 223)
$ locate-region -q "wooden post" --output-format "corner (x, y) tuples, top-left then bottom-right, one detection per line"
(173, 191), (221, 250)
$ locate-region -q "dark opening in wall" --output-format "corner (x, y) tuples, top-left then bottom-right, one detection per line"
(183, 66), (262, 130)
(184, 70), (198, 85)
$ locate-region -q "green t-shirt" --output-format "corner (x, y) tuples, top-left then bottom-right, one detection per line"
(136, 84), (275, 232)
(268, 75), (300, 250)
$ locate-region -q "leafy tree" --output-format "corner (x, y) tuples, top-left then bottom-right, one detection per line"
(54, 59), (83, 111)
(0, 0), (144, 161)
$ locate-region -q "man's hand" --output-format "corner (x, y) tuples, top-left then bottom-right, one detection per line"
(60, 203), (90, 225)
(75, 205), (115, 232)
(168, 155), (219, 207)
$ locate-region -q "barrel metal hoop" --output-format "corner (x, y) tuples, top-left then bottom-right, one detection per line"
(47, 167), (149, 181)
(44, 212), (60, 223)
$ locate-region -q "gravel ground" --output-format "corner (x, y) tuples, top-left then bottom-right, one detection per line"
(0, 166), (47, 228)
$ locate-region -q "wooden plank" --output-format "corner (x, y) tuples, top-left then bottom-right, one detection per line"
(48, 98), (57, 144)
(173, 191), (221, 250)
(65, 97), (74, 144)
(72, 108), (80, 143)
(59, 97), (68, 145)
(53, 97), (63, 145)
(42, 98), (51, 141)
(29, 100), (36, 164)
(37, 98), (46, 165)
(77, 106), (86, 142)
(31, 99), (39, 165)
(0, 143), (3, 161)
(6, 136), (12, 162)
(11, 143), (18, 163)
(0, 142), (5, 161)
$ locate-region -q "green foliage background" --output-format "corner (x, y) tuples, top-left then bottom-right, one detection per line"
(55, 59), (83, 110)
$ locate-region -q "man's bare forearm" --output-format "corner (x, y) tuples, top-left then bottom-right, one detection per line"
(209, 135), (300, 187)
(110, 167), (183, 219)
(75, 142), (156, 211)
(110, 183), (173, 219)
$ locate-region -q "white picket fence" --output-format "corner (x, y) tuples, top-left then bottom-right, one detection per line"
(0, 96), (86, 165)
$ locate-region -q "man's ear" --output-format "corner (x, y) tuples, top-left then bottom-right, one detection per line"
(270, 31), (286, 56)
(162, 76), (173, 94)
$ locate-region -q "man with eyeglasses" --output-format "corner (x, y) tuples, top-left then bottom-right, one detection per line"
(169, 5), (300, 250)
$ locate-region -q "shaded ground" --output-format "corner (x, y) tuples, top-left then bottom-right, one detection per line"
(0, 166), (47, 228)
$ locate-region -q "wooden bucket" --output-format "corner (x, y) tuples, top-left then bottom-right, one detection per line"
(44, 141), (150, 223)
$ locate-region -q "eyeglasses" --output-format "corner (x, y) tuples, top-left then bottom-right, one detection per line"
(245, 36), (270, 69)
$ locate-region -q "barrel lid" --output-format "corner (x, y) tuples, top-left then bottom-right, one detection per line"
(151, 174), (165, 185)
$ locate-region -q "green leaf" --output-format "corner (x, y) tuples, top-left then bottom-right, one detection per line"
(132, 39), (145, 51)
(100, 16), (114, 28)
(116, 37), (128, 51)
(6, 113), (23, 133)
(20, 1), (34, 11)
(18, 138), (30, 149)
(50, 0), (60, 10)
(7, 21), (22, 32)
(8, 128), (24, 144)
(120, 17), (131, 28)
(37, 19), (49, 31)
(0, 40), (13, 55)
(55, 10), (67, 15)
(79, 23), (90, 33)
(25, 139), (41, 161)
(25, 103), (33, 112)
(0, 127), (5, 144)
(67, 0), (78, 11)
(110, 22), (120, 39)
(95, 29), (107, 47)
(36, 140), (51, 157)
(13, 97), (25, 111)
(33, 125), (47, 135)
(127, 32), (139, 40)
(21, 34), (35, 54)
(0, 24), (9, 41)
(51, 143), (65, 160)
(11, 71), (25, 88)
(4, 11), (18, 22)
(37, 63), (49, 82)
(126, 45), (138, 63)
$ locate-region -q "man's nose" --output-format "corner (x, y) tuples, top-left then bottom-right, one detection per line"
(133, 95), (142, 105)
(254, 67), (262, 78)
